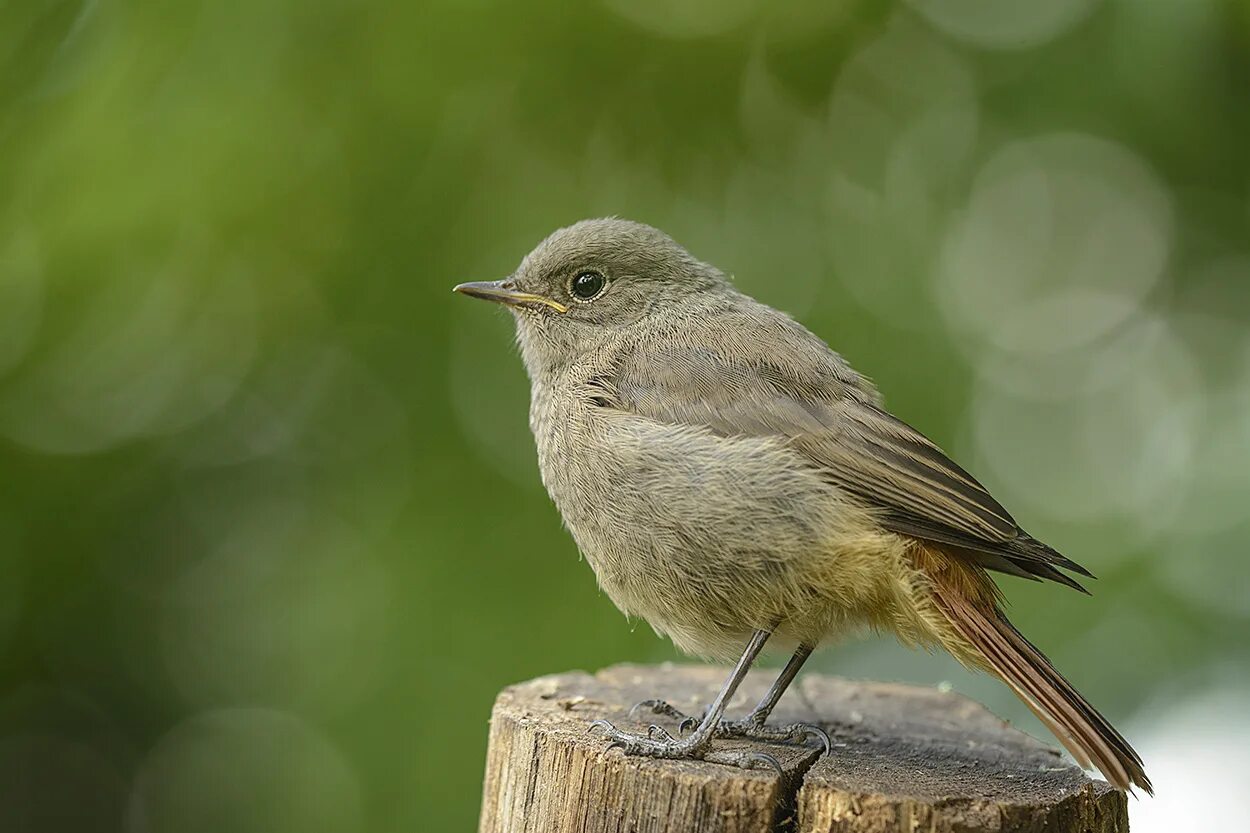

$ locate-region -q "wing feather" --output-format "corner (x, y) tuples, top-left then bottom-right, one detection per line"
(609, 321), (1090, 589)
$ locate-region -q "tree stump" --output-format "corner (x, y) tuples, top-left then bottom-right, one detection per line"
(479, 664), (1128, 833)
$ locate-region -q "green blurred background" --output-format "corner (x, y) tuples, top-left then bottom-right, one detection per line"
(2, 1), (1249, 830)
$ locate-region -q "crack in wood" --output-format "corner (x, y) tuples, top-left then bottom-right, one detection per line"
(479, 664), (1128, 833)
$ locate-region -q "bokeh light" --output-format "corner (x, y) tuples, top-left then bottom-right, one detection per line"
(826, 16), (979, 331)
(906, 0), (1103, 50)
(938, 133), (1173, 355)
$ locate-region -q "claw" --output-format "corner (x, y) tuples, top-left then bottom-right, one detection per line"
(588, 719), (616, 736)
(628, 699), (664, 720)
(711, 717), (834, 756)
(704, 748), (785, 774)
(678, 715), (700, 735)
(798, 723), (832, 755)
(647, 724), (676, 742)
(630, 698), (699, 726)
(747, 752), (784, 774)
(585, 713), (803, 774)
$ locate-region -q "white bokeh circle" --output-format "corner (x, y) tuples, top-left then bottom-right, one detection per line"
(939, 133), (1173, 356)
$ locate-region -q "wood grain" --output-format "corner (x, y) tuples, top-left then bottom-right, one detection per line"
(479, 664), (1128, 833)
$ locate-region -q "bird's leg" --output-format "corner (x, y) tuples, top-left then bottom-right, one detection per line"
(591, 629), (783, 771)
(631, 643), (831, 754)
(715, 644), (830, 753)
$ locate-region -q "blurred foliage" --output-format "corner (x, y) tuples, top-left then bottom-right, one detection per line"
(1, 1), (1249, 831)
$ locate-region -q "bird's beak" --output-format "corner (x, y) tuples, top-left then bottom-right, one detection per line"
(452, 280), (569, 313)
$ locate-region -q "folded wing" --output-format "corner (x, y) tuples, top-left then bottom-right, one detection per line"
(606, 321), (1091, 591)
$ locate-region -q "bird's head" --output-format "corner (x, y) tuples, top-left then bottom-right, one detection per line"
(454, 218), (727, 374)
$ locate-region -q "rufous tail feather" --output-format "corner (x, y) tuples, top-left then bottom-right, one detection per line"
(921, 551), (1152, 794)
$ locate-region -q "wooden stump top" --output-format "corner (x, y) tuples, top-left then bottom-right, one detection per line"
(479, 663), (1127, 833)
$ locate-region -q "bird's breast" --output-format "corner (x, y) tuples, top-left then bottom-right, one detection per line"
(528, 376), (610, 530)
(525, 369), (910, 660)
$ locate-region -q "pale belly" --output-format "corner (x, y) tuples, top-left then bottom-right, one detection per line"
(535, 403), (914, 660)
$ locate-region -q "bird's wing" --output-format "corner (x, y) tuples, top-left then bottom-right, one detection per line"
(604, 314), (1090, 590)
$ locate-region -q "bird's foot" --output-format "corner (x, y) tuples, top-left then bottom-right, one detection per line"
(629, 699), (830, 754)
(716, 717), (832, 755)
(588, 719), (783, 772)
(628, 698), (695, 724)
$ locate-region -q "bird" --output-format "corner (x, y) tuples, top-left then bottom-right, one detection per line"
(453, 218), (1151, 793)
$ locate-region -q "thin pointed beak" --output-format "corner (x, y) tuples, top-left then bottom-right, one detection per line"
(452, 280), (569, 313)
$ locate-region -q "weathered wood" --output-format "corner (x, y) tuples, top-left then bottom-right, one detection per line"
(795, 676), (1127, 832)
(479, 664), (1127, 833)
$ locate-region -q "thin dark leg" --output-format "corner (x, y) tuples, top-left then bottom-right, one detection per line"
(589, 629), (783, 770)
(742, 643), (813, 726)
(683, 629), (771, 744)
(629, 635), (790, 726)
(657, 643), (829, 754)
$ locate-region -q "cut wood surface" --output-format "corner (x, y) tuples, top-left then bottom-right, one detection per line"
(479, 664), (1127, 833)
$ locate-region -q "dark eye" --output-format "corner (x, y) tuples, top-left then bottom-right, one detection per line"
(570, 271), (606, 300)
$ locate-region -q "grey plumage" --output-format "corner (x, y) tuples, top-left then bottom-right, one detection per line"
(454, 218), (1150, 793)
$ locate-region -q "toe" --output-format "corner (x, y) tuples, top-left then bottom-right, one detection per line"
(629, 699), (691, 722)
(704, 748), (784, 774)
(588, 719), (617, 736)
(798, 723), (832, 755)
(647, 724), (677, 742)
(628, 699), (664, 719)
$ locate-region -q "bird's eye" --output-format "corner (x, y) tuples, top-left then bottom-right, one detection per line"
(569, 271), (606, 300)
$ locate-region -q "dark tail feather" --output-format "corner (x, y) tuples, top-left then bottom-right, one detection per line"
(930, 575), (1153, 794)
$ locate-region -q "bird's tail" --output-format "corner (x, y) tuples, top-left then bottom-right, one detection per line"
(919, 551), (1153, 795)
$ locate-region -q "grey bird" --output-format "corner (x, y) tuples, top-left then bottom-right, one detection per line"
(454, 218), (1151, 792)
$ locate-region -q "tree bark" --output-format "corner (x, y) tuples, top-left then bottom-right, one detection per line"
(479, 663), (1128, 833)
